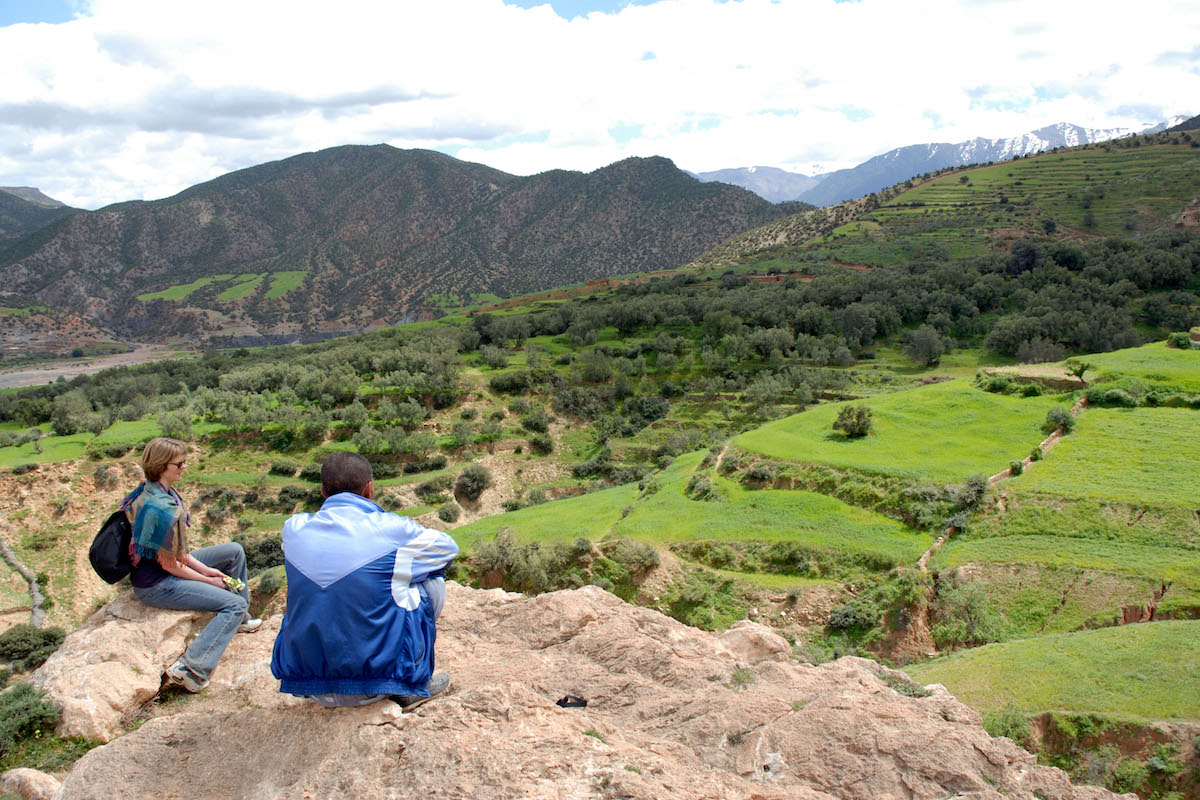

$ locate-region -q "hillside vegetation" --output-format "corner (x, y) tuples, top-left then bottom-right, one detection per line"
(0, 129), (1198, 796)
(0, 146), (781, 343)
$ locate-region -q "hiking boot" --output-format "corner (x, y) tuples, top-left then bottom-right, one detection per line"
(394, 672), (450, 711)
(164, 660), (209, 693)
(238, 618), (263, 634)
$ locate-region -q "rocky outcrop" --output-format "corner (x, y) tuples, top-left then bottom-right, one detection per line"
(27, 592), (205, 742)
(43, 584), (1130, 799)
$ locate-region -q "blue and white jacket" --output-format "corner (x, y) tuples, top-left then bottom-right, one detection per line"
(270, 492), (459, 697)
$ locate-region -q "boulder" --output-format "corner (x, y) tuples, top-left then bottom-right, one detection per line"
(53, 584), (1133, 799)
(718, 619), (792, 664)
(0, 768), (60, 800)
(28, 592), (204, 742)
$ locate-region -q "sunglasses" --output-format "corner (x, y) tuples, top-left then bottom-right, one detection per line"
(169, 460), (186, 468)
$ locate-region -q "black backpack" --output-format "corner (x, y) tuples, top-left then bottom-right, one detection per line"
(89, 508), (133, 584)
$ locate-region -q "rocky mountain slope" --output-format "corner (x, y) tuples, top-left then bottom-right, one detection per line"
(24, 584), (1130, 800)
(0, 187), (76, 242)
(791, 118), (1188, 207)
(0, 146), (781, 342)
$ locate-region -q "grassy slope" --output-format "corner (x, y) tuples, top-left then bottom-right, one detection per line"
(736, 379), (1064, 483)
(453, 449), (929, 565)
(1012, 406), (1200, 507)
(1081, 341), (1200, 391)
(905, 620), (1200, 721)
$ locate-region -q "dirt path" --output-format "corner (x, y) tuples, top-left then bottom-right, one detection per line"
(0, 345), (195, 389)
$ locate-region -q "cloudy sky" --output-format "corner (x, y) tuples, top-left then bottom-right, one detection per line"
(1, 0), (1197, 209)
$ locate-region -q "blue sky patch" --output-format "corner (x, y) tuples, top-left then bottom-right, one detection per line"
(505, 0), (658, 19)
(0, 0), (78, 26)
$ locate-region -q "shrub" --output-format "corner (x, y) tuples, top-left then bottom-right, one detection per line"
(93, 464), (119, 489)
(269, 460), (299, 477)
(416, 474), (453, 501)
(437, 503), (461, 523)
(298, 463), (323, 482)
(11, 464), (36, 476)
(0, 684), (61, 758)
(1030, 445), (1042, 462)
(99, 442), (133, 459)
(526, 488), (548, 506)
(520, 409), (550, 433)
(277, 485), (309, 508)
(455, 464), (494, 501)
(403, 455), (447, 474)
(1166, 331), (1191, 348)
(828, 603), (879, 630)
(1042, 406), (1075, 435)
(1009, 460), (1024, 476)
(832, 405), (871, 438)
(982, 702), (1030, 746)
(528, 434), (554, 455)
(233, 534), (284, 573)
(0, 625), (65, 672)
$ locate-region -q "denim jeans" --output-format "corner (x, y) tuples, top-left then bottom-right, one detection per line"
(306, 578), (445, 708)
(133, 542), (251, 682)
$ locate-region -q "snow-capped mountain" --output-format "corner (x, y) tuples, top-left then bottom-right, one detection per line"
(688, 166), (826, 204)
(794, 117), (1190, 207)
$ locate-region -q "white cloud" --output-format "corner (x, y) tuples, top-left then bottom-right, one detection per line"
(0, 0), (1196, 208)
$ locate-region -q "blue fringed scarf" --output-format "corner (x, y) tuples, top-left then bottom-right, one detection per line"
(122, 482), (191, 563)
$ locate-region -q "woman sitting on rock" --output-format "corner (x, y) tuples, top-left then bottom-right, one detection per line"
(122, 436), (261, 692)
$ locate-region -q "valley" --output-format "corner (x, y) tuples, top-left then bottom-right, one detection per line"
(0, 127), (1197, 797)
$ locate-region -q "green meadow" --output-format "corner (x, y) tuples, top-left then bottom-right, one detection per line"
(736, 379), (1063, 483)
(1080, 341), (1200, 391)
(905, 620), (1200, 721)
(932, 534), (1200, 587)
(453, 450), (930, 569)
(1011, 406), (1200, 507)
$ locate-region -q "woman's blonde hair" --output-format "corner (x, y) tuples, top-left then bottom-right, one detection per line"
(141, 437), (188, 482)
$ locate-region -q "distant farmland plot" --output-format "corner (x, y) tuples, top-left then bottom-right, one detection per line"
(217, 273), (266, 300)
(1082, 341), (1200, 391)
(136, 274), (234, 301)
(905, 620), (1200, 721)
(264, 270), (307, 299)
(1012, 406), (1200, 507)
(736, 380), (1063, 483)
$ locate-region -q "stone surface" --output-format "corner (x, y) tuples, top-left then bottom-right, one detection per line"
(28, 591), (204, 742)
(717, 619), (792, 664)
(54, 584), (1133, 800)
(0, 768), (61, 800)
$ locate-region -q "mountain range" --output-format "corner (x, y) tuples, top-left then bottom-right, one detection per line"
(0, 186), (77, 242)
(694, 116), (1190, 207)
(0, 145), (781, 341)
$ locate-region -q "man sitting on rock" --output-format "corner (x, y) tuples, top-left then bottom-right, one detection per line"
(271, 451), (459, 710)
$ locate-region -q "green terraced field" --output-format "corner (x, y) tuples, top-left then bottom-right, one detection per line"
(932, 534), (1200, 586)
(736, 379), (1064, 483)
(217, 273), (266, 300)
(1081, 341), (1200, 392)
(877, 143), (1199, 237)
(1011, 407), (1200, 507)
(450, 482), (639, 551)
(264, 270), (307, 299)
(454, 450), (930, 570)
(905, 620), (1200, 721)
(136, 274), (234, 301)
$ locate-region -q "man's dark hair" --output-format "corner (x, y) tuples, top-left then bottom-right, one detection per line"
(321, 451), (374, 497)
